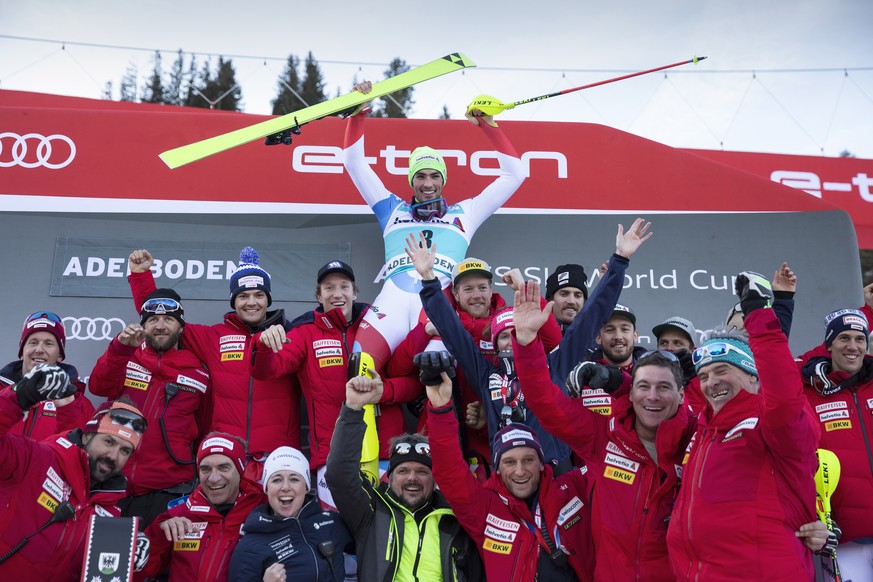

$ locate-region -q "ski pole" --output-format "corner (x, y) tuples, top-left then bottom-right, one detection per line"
(466, 56), (707, 116)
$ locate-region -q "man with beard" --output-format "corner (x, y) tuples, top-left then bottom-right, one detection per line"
(138, 433), (264, 582)
(90, 288), (212, 526)
(0, 368), (146, 581)
(325, 372), (482, 581)
(128, 248), (301, 481)
(546, 264), (589, 333)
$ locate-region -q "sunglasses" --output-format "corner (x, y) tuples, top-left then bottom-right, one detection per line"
(141, 298), (183, 314)
(692, 342), (752, 366)
(25, 311), (64, 327)
(107, 407), (148, 434)
(637, 349), (679, 364)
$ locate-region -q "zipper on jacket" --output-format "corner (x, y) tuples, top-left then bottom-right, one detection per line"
(686, 430), (717, 581)
(295, 516), (321, 580)
(634, 467), (657, 580)
(202, 527), (226, 581)
(851, 389), (873, 478)
(246, 374), (254, 448)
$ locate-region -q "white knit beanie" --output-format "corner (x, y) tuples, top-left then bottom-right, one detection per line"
(262, 446), (311, 492)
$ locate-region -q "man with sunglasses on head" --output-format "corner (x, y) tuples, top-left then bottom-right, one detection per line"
(128, 247), (302, 482)
(0, 310), (94, 440)
(667, 272), (821, 580)
(90, 288), (212, 527)
(0, 371), (148, 580)
(342, 81), (526, 371)
(325, 371), (482, 581)
(511, 279), (694, 581)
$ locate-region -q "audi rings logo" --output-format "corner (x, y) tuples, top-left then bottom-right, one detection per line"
(63, 317), (125, 341)
(0, 132), (76, 169)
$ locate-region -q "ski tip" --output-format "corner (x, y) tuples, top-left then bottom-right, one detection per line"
(442, 52), (476, 69)
(158, 150), (189, 170)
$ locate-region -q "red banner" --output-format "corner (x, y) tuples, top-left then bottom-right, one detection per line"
(2, 89), (868, 247)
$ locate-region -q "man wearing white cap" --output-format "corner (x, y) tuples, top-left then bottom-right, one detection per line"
(230, 446), (352, 581)
(342, 81), (527, 370)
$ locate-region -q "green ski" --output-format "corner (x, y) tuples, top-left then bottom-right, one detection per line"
(159, 52), (476, 169)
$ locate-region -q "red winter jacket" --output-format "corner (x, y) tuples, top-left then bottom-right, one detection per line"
(667, 309), (818, 581)
(130, 270), (301, 459)
(0, 390), (126, 581)
(514, 334), (694, 582)
(89, 338), (211, 495)
(252, 304), (421, 468)
(427, 401), (595, 582)
(0, 360), (94, 441)
(799, 344), (873, 542)
(138, 477), (265, 582)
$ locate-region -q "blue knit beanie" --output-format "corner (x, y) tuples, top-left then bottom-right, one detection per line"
(229, 247), (272, 307)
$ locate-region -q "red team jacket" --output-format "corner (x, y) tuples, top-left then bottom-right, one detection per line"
(427, 402), (595, 582)
(130, 270), (301, 460)
(514, 335), (695, 582)
(89, 338), (212, 495)
(0, 390), (126, 581)
(667, 309), (818, 581)
(252, 304), (421, 467)
(138, 477), (265, 582)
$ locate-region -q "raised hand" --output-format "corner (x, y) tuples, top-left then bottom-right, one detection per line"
(513, 280), (553, 346)
(259, 324), (289, 353)
(772, 262), (797, 293)
(345, 372), (384, 411)
(128, 249), (154, 274)
(404, 231), (437, 280)
(615, 218), (653, 259)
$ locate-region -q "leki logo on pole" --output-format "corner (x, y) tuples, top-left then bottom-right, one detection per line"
(0, 132), (76, 169)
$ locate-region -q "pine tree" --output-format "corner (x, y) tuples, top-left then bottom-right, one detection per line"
(102, 81), (113, 100)
(206, 56), (243, 111)
(373, 58), (413, 118)
(439, 105), (451, 119)
(165, 50), (186, 106)
(271, 54), (303, 115)
(187, 58), (214, 108)
(141, 51), (165, 104)
(299, 52), (326, 107)
(119, 62), (138, 102)
(183, 55), (203, 107)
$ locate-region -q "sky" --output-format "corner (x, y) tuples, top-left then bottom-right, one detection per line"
(2, 0), (872, 158)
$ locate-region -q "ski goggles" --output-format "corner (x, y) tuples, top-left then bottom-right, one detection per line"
(637, 349), (679, 364)
(141, 298), (183, 315)
(410, 197), (448, 221)
(692, 341), (757, 375)
(107, 407), (148, 434)
(24, 311), (64, 327)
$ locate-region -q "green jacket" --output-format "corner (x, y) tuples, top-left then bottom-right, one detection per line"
(325, 405), (482, 582)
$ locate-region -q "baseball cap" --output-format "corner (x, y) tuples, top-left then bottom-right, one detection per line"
(609, 304), (636, 326)
(452, 258), (492, 285)
(317, 260), (355, 284)
(652, 316), (696, 345)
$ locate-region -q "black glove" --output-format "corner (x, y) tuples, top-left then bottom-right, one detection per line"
(566, 361), (622, 397)
(816, 519), (841, 556)
(134, 531), (150, 571)
(734, 271), (773, 316)
(413, 351), (456, 386)
(13, 364), (74, 411)
(673, 348), (697, 385)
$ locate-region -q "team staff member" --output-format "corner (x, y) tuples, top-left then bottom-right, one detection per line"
(325, 371), (482, 581)
(0, 368), (146, 581)
(344, 80), (526, 370)
(798, 286), (873, 579)
(89, 288), (211, 526)
(0, 310), (93, 440)
(546, 263), (588, 332)
(408, 220), (650, 465)
(667, 273), (819, 581)
(228, 446), (353, 581)
(128, 248), (301, 481)
(138, 433), (264, 582)
(511, 280), (694, 581)
(254, 260), (420, 509)
(420, 351), (594, 581)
